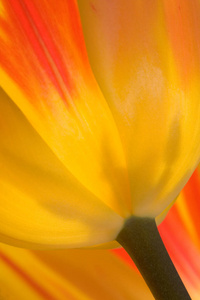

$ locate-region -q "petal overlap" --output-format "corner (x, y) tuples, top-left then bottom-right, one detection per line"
(0, 0), (131, 217)
(78, 0), (200, 216)
(0, 88), (123, 249)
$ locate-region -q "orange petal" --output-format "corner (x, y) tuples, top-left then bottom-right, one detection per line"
(0, 0), (131, 216)
(159, 211), (200, 299)
(0, 243), (154, 300)
(159, 167), (200, 299)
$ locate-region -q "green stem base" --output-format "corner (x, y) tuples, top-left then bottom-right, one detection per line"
(116, 217), (191, 300)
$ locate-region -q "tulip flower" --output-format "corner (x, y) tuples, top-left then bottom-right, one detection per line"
(0, 1), (200, 299)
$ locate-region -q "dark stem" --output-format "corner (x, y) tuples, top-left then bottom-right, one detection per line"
(116, 216), (191, 300)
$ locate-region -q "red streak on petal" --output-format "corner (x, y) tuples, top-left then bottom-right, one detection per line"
(159, 214), (200, 289)
(21, 0), (76, 92)
(182, 170), (200, 240)
(0, 250), (55, 300)
(111, 248), (137, 270)
(0, 0), (90, 107)
(8, 0), (73, 103)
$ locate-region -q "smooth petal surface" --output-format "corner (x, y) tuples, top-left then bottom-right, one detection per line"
(78, 0), (200, 217)
(0, 0), (131, 216)
(0, 243), (153, 300)
(0, 87), (123, 249)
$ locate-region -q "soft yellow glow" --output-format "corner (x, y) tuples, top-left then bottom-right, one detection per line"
(0, 88), (123, 249)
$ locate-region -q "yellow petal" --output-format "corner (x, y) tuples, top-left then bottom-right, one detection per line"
(0, 87), (123, 249)
(0, 0), (131, 216)
(78, 0), (200, 217)
(0, 242), (154, 300)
